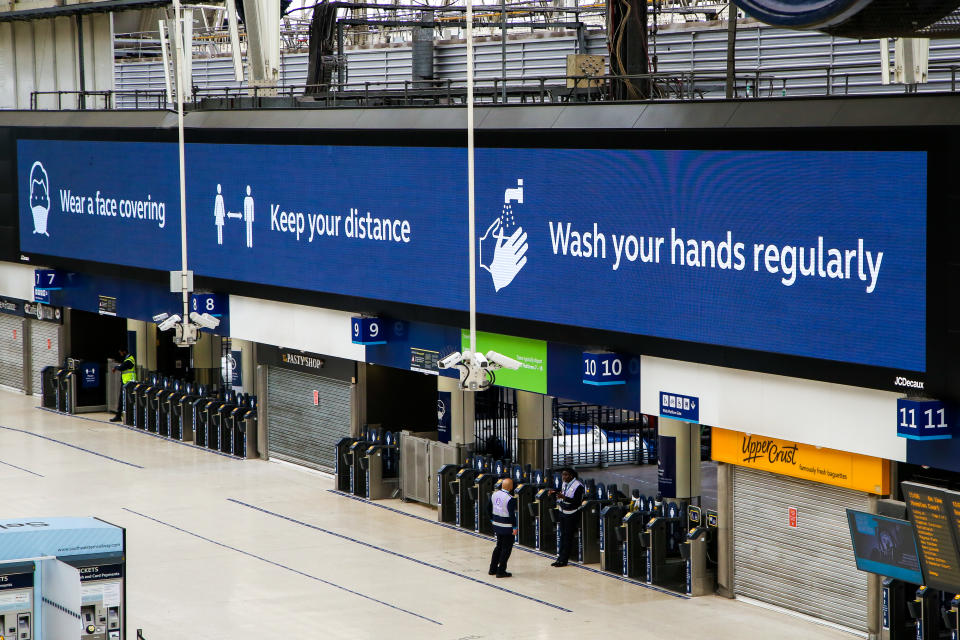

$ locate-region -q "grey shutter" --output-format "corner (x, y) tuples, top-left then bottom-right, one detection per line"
(732, 466), (871, 632)
(30, 321), (60, 395)
(266, 366), (351, 472)
(0, 316), (24, 392)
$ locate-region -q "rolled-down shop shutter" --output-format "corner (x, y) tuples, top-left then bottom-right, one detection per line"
(732, 466), (871, 632)
(0, 315), (24, 392)
(266, 366), (352, 472)
(30, 321), (60, 395)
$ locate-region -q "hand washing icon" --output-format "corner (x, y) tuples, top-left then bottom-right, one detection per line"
(480, 179), (528, 292)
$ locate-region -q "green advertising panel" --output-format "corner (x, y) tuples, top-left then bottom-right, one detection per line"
(461, 330), (547, 394)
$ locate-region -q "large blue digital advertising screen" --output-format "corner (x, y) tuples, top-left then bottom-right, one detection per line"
(18, 140), (927, 371)
(18, 140), (182, 271)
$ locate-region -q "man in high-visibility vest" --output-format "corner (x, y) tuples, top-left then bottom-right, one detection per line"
(110, 348), (136, 422)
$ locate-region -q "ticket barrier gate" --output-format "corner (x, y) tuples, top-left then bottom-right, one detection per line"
(908, 586), (943, 640)
(437, 463), (462, 523)
(139, 375), (162, 433)
(155, 379), (180, 438)
(640, 501), (687, 591)
(55, 366), (76, 414)
(74, 559), (124, 640)
(194, 394), (222, 449)
(515, 469), (544, 548)
(180, 384), (207, 442)
(336, 437), (356, 492)
(168, 382), (191, 441)
(576, 480), (603, 564)
(679, 506), (718, 596)
(361, 431), (399, 500)
(41, 366), (58, 409)
(944, 594), (960, 640)
(619, 505), (650, 579)
(228, 397), (258, 459)
(211, 392), (240, 454)
(600, 499), (628, 573)
(532, 487), (559, 554)
(472, 459), (504, 535)
(451, 460), (479, 530)
(122, 381), (141, 427)
(0, 561), (33, 640)
(347, 429), (377, 497)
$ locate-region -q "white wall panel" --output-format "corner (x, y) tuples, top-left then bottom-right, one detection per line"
(33, 19), (56, 109)
(0, 263), (39, 302)
(13, 22), (36, 108)
(229, 295), (365, 362)
(54, 16), (79, 109)
(640, 355), (905, 461)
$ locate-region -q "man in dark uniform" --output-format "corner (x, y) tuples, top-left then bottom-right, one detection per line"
(110, 348), (136, 422)
(489, 477), (517, 578)
(551, 467), (584, 567)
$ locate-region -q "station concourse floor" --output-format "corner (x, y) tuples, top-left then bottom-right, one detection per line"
(0, 389), (855, 640)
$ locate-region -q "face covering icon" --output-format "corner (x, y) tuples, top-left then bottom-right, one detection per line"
(29, 161), (50, 236)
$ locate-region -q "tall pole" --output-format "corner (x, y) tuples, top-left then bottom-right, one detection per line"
(172, 0), (190, 326)
(501, 0), (507, 103)
(725, 1), (738, 99)
(467, 0), (476, 355)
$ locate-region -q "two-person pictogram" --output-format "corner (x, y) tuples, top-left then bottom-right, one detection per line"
(214, 184), (254, 248)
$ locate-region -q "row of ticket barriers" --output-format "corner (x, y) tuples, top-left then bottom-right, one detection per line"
(120, 374), (259, 458)
(334, 428), (401, 500)
(887, 581), (960, 640)
(436, 455), (719, 596)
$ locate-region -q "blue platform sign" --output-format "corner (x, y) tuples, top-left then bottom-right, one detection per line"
(897, 398), (952, 440)
(660, 391), (700, 423)
(582, 352), (627, 386)
(34, 269), (63, 290)
(191, 293), (225, 318)
(230, 350), (242, 387)
(33, 287), (50, 304)
(438, 391), (452, 443)
(352, 317), (386, 345)
(80, 362), (100, 389)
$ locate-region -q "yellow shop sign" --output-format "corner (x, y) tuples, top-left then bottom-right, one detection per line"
(712, 427), (889, 494)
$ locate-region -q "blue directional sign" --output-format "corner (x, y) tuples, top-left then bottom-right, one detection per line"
(660, 391), (700, 423)
(80, 362), (100, 389)
(897, 398), (953, 440)
(352, 317), (386, 345)
(34, 269), (63, 290)
(582, 352), (627, 386)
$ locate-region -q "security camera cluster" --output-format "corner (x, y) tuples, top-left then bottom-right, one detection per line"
(438, 350), (522, 391)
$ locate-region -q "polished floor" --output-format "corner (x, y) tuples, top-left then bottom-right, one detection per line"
(0, 389), (855, 640)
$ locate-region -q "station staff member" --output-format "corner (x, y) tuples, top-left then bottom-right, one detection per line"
(489, 478), (517, 578)
(551, 467), (584, 567)
(110, 348), (136, 423)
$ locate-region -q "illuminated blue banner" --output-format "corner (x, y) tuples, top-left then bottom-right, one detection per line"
(18, 140), (181, 271)
(18, 140), (927, 371)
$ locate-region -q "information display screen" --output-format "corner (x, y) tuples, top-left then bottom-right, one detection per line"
(902, 482), (960, 592)
(18, 139), (928, 372)
(847, 509), (923, 584)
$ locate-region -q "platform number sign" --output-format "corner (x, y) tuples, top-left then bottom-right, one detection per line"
(190, 293), (224, 317)
(351, 317), (387, 345)
(34, 269), (62, 290)
(582, 352), (627, 386)
(897, 398), (953, 440)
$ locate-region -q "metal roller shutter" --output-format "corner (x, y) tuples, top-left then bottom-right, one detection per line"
(732, 466), (871, 631)
(30, 321), (60, 395)
(266, 366), (351, 472)
(0, 315), (24, 392)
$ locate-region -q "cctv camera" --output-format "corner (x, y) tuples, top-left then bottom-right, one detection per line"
(157, 314), (182, 332)
(472, 352), (488, 368)
(485, 350), (522, 371)
(189, 311), (221, 330)
(152, 312), (170, 323)
(438, 351), (463, 370)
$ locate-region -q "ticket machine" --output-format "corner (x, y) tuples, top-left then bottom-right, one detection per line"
(76, 560), (124, 640)
(0, 561), (34, 640)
